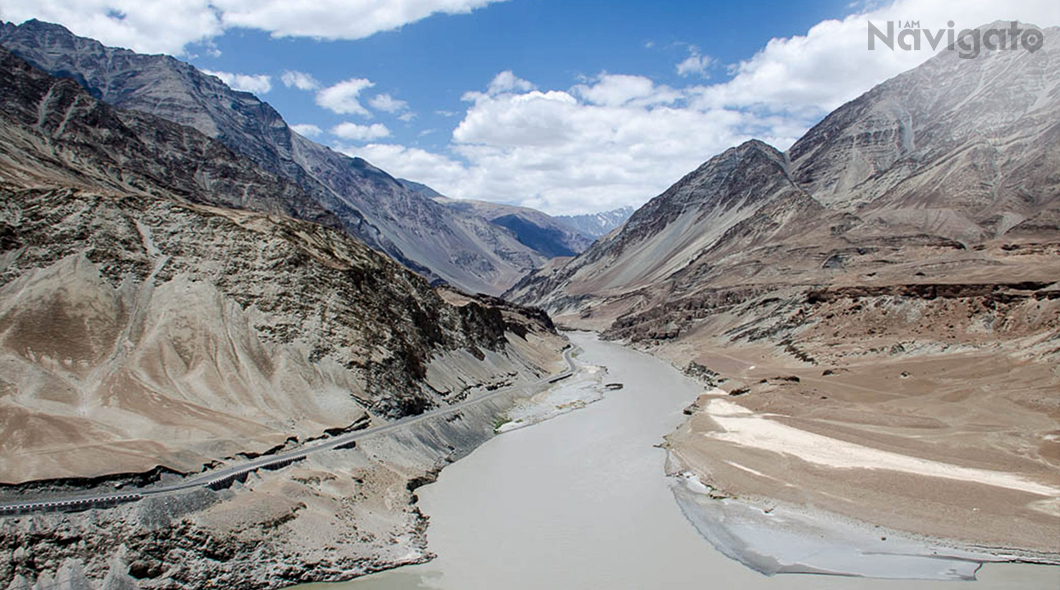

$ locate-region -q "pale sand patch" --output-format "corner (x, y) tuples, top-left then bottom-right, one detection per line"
(703, 399), (1060, 497)
(495, 361), (606, 433)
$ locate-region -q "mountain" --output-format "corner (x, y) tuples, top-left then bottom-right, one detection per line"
(0, 44), (565, 484)
(509, 26), (1060, 325)
(507, 24), (1060, 557)
(399, 177), (447, 200)
(0, 19), (548, 295)
(554, 206), (635, 239)
(432, 199), (592, 259)
(400, 179), (593, 258)
(0, 42), (572, 590)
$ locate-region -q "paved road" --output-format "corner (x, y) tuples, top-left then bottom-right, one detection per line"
(0, 346), (577, 516)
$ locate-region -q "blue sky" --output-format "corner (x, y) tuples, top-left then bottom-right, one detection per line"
(190, 0), (848, 154)
(4, 0), (1059, 214)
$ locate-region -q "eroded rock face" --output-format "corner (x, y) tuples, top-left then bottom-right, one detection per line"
(0, 45), (342, 232)
(0, 41), (564, 487)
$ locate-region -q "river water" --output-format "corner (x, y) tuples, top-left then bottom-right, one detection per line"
(308, 333), (1059, 590)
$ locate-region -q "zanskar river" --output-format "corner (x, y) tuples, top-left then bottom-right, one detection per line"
(303, 333), (1059, 590)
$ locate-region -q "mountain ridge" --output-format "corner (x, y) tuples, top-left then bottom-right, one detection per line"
(0, 19), (555, 295)
(509, 24), (1060, 322)
(0, 42), (566, 483)
(554, 206), (635, 239)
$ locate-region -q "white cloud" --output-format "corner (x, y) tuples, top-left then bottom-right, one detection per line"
(1, 0), (508, 54)
(290, 123), (323, 137)
(572, 73), (677, 107)
(369, 93), (410, 113)
(316, 78), (375, 116)
(355, 74), (762, 215)
(347, 144), (470, 192)
(692, 0), (1060, 114)
(201, 69), (272, 94)
(485, 70), (535, 95)
(350, 0), (1060, 215)
(331, 122), (391, 141)
(676, 47), (714, 78)
(281, 70), (320, 91)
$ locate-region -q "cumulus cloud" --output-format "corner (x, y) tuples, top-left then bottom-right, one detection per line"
(281, 70), (320, 91)
(1, 0), (507, 54)
(485, 71), (535, 95)
(331, 122), (391, 141)
(675, 47), (713, 78)
(351, 73), (763, 215)
(692, 0), (1060, 114)
(572, 73), (678, 107)
(290, 123), (323, 137)
(316, 78), (375, 116)
(350, 144), (470, 190)
(369, 93), (410, 113)
(350, 0), (1060, 215)
(201, 69), (272, 94)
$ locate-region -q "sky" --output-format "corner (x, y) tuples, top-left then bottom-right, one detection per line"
(2, 0), (1058, 215)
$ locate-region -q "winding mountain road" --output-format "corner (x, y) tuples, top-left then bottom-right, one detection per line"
(0, 346), (577, 516)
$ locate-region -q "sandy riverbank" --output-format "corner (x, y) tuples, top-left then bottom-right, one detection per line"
(661, 341), (1060, 578)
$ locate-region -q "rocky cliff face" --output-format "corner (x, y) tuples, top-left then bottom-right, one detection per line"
(0, 19), (557, 295)
(0, 45), (342, 229)
(0, 185), (563, 484)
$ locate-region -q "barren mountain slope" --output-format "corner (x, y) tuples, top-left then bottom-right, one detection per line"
(0, 19), (556, 295)
(510, 25), (1060, 555)
(505, 140), (806, 312)
(0, 184), (564, 484)
(0, 47), (565, 484)
(510, 25), (1060, 330)
(0, 46), (343, 229)
(431, 194), (592, 258)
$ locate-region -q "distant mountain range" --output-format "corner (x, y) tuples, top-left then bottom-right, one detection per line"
(398, 179), (593, 258)
(554, 207), (635, 239)
(0, 19), (578, 295)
